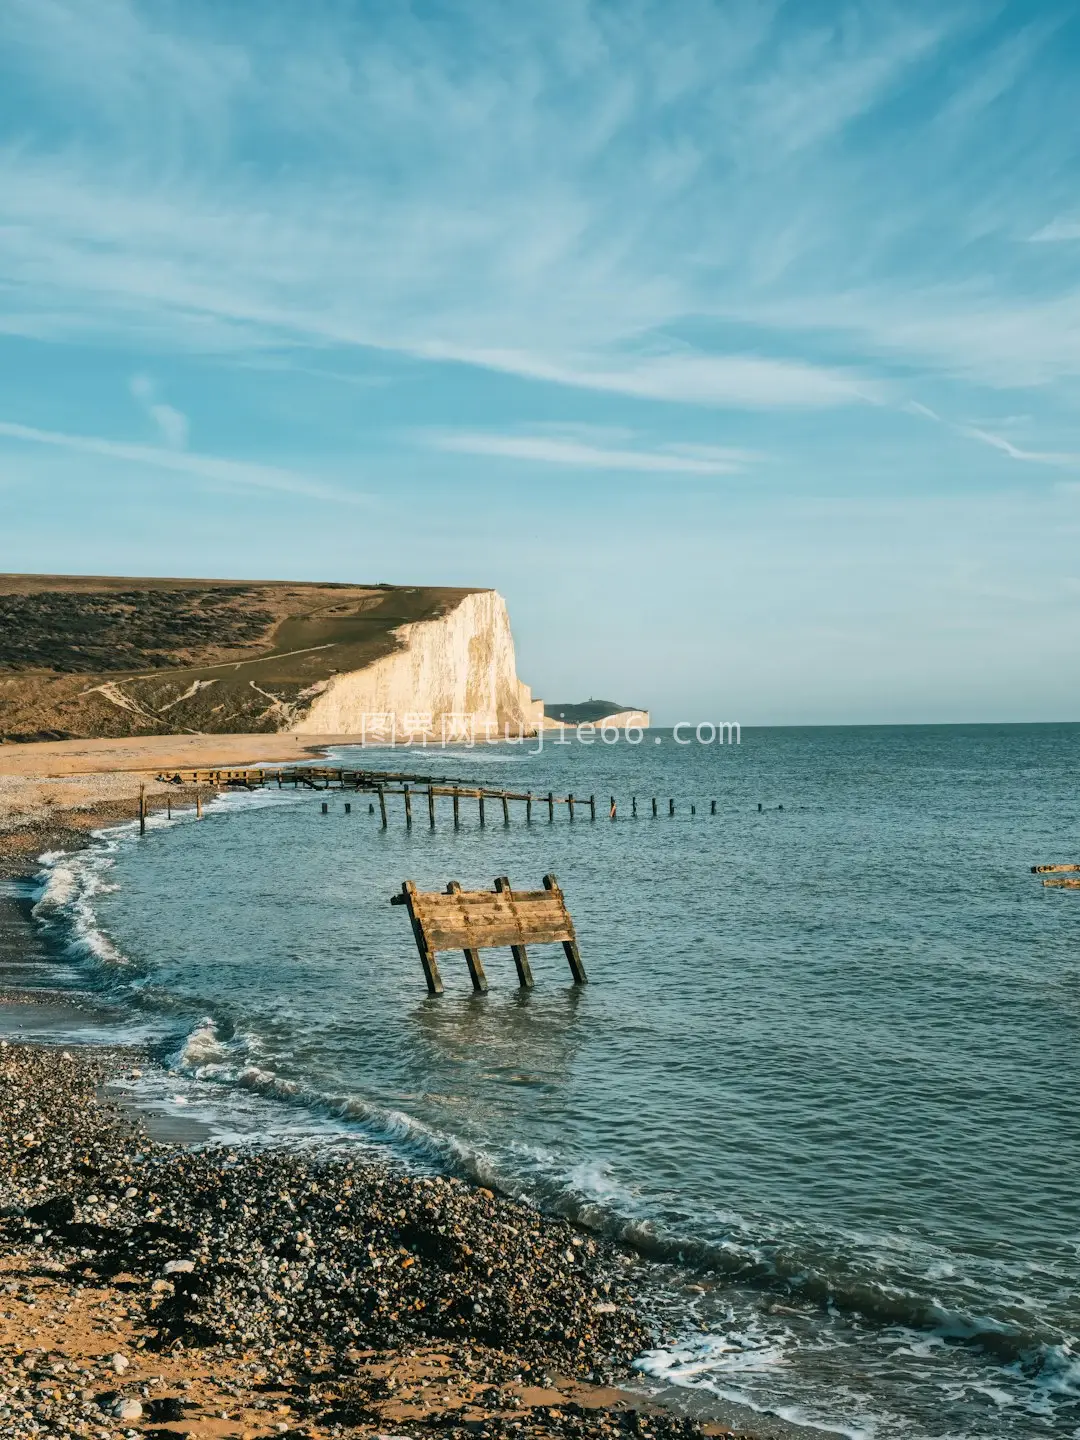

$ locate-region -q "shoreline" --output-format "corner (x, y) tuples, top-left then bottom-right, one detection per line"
(0, 739), (821, 1440)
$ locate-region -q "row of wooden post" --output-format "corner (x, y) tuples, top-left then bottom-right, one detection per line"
(336, 786), (723, 829)
(138, 783), (202, 834)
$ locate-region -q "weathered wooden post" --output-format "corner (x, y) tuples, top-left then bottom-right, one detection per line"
(495, 876), (534, 988)
(526, 792), (533, 823)
(568, 792), (575, 821)
(321, 801), (328, 815)
(196, 785), (203, 819)
(404, 786), (413, 828)
(428, 785), (436, 829)
(393, 881), (443, 995)
(589, 794), (596, 820)
(345, 802), (351, 815)
(138, 784), (146, 835)
(651, 797), (657, 817)
(669, 798), (675, 816)
(479, 794), (486, 827)
(378, 786), (388, 828)
(502, 795), (510, 826)
(447, 881), (488, 993)
(543, 874), (587, 984)
(453, 788), (460, 829)
(632, 795), (637, 816)
(691, 804), (696, 815)
(711, 800), (716, 815)
(547, 791), (554, 822)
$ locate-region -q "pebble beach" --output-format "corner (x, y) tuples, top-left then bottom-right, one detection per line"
(0, 1039), (734, 1440)
(0, 750), (753, 1440)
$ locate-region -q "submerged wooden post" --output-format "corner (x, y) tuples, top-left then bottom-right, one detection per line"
(448, 881), (488, 993)
(378, 786), (387, 829)
(166, 796), (172, 820)
(669, 798), (675, 816)
(345, 802), (351, 815)
(321, 801), (328, 814)
(138, 784), (146, 835)
(568, 792), (575, 821)
(711, 800), (716, 815)
(479, 794), (486, 826)
(544, 873), (587, 984)
(589, 794), (596, 820)
(404, 786), (413, 828)
(453, 788), (460, 828)
(691, 804), (696, 815)
(609, 795), (616, 820)
(547, 790), (554, 822)
(428, 784), (436, 829)
(196, 785), (203, 819)
(632, 795), (637, 816)
(495, 876), (534, 988)
(501, 795), (510, 826)
(651, 797), (657, 817)
(526, 792), (533, 823)
(395, 881), (443, 995)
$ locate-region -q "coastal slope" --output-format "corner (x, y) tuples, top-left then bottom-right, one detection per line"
(0, 575), (542, 741)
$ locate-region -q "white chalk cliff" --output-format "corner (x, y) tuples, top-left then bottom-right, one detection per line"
(289, 589), (543, 738)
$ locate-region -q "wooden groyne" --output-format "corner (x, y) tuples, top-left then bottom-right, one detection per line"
(153, 765), (726, 829)
(391, 873), (586, 994)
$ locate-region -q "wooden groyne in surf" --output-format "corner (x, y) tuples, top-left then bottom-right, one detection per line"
(152, 765), (726, 829)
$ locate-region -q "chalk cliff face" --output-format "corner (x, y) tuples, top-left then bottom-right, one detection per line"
(290, 589), (543, 739)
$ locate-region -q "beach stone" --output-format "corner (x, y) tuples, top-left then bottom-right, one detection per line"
(111, 1397), (142, 1421)
(109, 1354), (129, 1374)
(162, 1259), (194, 1275)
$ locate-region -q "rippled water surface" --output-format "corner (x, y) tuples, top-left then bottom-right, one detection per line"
(22, 725), (1080, 1437)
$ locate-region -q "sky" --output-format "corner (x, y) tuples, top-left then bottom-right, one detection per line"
(1, 0), (1079, 725)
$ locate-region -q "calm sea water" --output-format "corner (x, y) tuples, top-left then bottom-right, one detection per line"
(19, 725), (1080, 1438)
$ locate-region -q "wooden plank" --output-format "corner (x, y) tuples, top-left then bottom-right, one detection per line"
(394, 881), (444, 995)
(495, 876), (534, 988)
(447, 882), (488, 992)
(544, 873), (587, 984)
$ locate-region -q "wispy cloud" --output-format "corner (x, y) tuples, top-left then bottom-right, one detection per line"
(906, 398), (1080, 470)
(960, 426), (1080, 468)
(431, 429), (759, 474)
(0, 418), (364, 503)
(0, 0), (975, 414)
(1030, 218), (1080, 242)
(419, 345), (878, 410)
(129, 373), (189, 449)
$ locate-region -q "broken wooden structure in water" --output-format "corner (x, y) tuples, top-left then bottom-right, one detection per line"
(1032, 862), (1080, 888)
(150, 765), (733, 831)
(157, 765), (683, 828)
(391, 873), (586, 994)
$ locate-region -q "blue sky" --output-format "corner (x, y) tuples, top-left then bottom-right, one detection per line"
(1, 0), (1079, 724)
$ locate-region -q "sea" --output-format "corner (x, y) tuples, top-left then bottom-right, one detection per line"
(4, 723), (1080, 1439)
